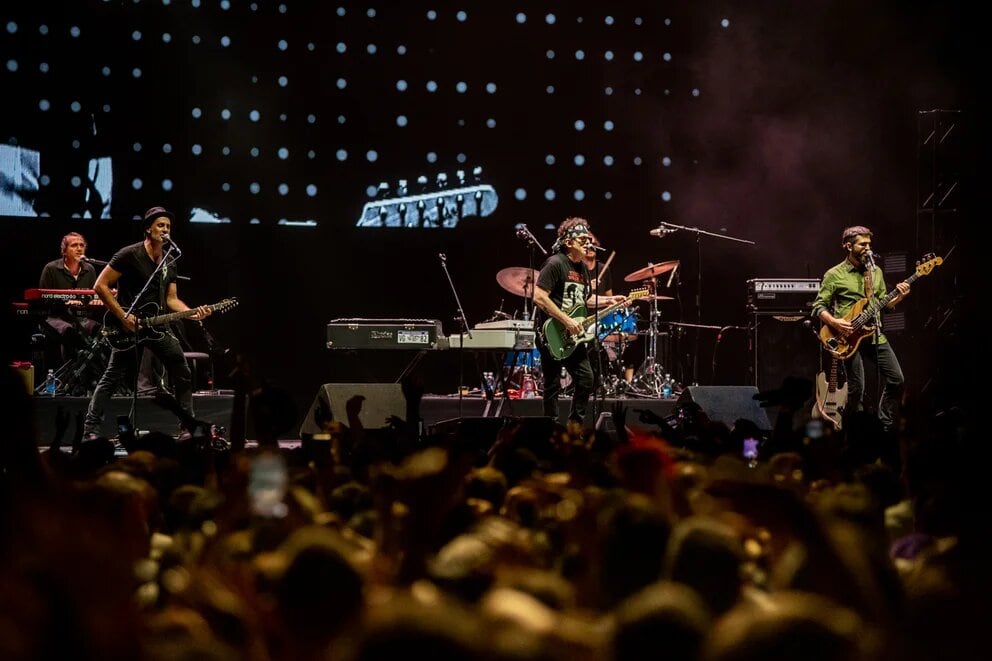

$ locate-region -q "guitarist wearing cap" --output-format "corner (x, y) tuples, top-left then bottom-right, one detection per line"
(811, 225), (910, 434)
(533, 217), (628, 424)
(83, 206), (214, 441)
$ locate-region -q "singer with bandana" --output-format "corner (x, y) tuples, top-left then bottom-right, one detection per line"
(811, 225), (910, 433)
(83, 206), (213, 442)
(533, 217), (626, 424)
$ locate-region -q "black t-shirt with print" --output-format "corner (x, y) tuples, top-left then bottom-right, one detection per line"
(535, 251), (590, 326)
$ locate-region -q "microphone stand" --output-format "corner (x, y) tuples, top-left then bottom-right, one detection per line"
(656, 221), (755, 385)
(515, 224), (547, 322)
(439, 253), (472, 418)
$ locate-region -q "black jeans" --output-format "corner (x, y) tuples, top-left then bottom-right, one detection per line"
(84, 330), (193, 436)
(844, 339), (904, 431)
(538, 341), (594, 423)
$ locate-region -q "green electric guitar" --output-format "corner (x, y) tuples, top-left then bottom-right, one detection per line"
(542, 288), (649, 360)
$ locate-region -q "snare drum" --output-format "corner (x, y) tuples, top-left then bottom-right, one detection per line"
(597, 308), (639, 343)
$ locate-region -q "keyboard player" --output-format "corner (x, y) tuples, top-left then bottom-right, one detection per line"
(38, 232), (101, 362)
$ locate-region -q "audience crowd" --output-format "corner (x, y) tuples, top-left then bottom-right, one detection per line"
(0, 361), (984, 661)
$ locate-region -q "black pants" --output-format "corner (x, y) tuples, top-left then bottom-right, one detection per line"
(845, 340), (904, 431)
(84, 331), (193, 436)
(538, 341), (593, 423)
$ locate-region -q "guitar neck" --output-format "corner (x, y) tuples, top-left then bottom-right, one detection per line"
(143, 308), (197, 327)
(827, 357), (839, 393)
(860, 271), (922, 321)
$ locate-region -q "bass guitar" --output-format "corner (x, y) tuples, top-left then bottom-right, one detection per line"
(818, 254), (942, 359)
(542, 288), (648, 360)
(102, 298), (239, 350)
(812, 354), (847, 430)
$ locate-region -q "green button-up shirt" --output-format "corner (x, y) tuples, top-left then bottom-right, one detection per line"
(811, 259), (890, 345)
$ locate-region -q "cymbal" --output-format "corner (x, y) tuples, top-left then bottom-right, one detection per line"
(496, 267), (541, 297)
(624, 260), (680, 282)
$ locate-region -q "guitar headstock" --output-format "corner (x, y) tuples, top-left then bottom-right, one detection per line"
(213, 297), (240, 314)
(915, 253), (943, 276)
(357, 173), (498, 228)
(627, 288), (649, 301)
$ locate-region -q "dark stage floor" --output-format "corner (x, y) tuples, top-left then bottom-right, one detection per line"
(32, 392), (237, 444)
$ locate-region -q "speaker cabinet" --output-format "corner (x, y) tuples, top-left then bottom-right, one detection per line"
(750, 314), (821, 392)
(678, 385), (772, 431)
(300, 383), (406, 436)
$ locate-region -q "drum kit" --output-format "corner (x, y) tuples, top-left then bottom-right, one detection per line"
(493, 259), (678, 398)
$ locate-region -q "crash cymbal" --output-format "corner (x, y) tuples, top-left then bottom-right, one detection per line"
(496, 267), (541, 297)
(623, 260), (680, 282)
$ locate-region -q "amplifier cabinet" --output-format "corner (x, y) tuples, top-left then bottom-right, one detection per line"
(326, 318), (443, 350)
(746, 278), (820, 315)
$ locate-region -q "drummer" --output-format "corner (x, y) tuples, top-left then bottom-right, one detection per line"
(582, 234), (640, 385)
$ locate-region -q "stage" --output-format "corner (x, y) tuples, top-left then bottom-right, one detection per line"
(31, 392), (238, 444)
(418, 394), (679, 432)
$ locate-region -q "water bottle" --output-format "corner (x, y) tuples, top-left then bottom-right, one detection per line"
(661, 373), (673, 399)
(43, 369), (58, 397)
(520, 370), (537, 399)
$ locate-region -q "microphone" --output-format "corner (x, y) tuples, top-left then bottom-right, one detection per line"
(587, 244), (607, 252)
(863, 248), (875, 268)
(649, 226), (676, 237)
(82, 256), (109, 267)
(161, 233), (181, 253)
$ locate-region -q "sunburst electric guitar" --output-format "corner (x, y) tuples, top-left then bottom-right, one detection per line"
(102, 298), (239, 350)
(543, 288), (648, 360)
(812, 354), (847, 430)
(818, 254), (942, 359)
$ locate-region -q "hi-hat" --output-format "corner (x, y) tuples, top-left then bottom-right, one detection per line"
(496, 267), (541, 297)
(624, 260), (680, 282)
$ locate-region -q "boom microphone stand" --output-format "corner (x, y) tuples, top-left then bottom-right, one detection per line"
(439, 253), (473, 417)
(652, 221), (755, 385)
(514, 223), (547, 322)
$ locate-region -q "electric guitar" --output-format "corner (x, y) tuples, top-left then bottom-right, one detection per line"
(102, 298), (239, 350)
(812, 354), (847, 430)
(818, 254), (942, 359)
(542, 289), (649, 359)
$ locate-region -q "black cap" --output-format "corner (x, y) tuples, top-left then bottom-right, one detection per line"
(142, 206), (175, 229)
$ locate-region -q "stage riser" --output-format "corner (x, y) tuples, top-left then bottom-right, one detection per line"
(31, 395), (236, 444)
(419, 395), (677, 431)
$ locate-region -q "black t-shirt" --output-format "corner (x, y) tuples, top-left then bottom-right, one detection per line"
(107, 242), (179, 311)
(535, 252), (589, 325)
(39, 258), (97, 289)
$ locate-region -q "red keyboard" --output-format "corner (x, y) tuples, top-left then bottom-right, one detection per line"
(23, 288), (98, 301)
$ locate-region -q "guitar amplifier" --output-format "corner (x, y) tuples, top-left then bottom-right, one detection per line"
(746, 279), (820, 314)
(326, 318), (443, 350)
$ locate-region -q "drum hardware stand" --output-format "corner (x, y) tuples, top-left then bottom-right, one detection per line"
(628, 277), (667, 398)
